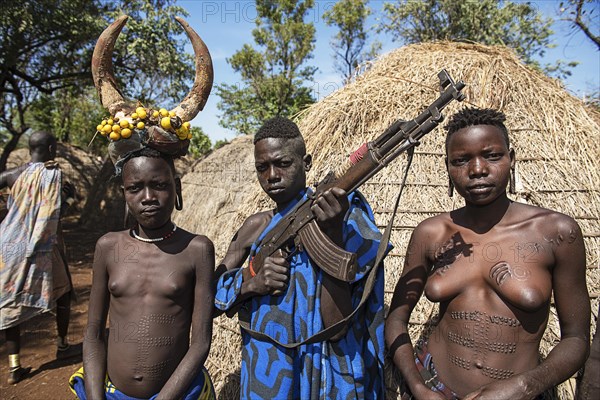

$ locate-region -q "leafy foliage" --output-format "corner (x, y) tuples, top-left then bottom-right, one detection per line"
(28, 87), (107, 154)
(0, 0), (109, 169)
(559, 0), (599, 49)
(323, 0), (381, 83)
(107, 0), (194, 108)
(379, 0), (555, 65)
(188, 126), (212, 158)
(213, 139), (230, 150)
(216, 0), (317, 136)
(0, 0), (197, 169)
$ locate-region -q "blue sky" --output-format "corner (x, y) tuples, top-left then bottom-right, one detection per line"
(177, 0), (600, 143)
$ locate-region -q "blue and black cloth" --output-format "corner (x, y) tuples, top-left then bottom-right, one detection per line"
(215, 189), (391, 399)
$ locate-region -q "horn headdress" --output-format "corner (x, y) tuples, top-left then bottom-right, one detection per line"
(92, 15), (213, 172)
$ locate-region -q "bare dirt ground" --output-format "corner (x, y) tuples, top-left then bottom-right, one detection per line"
(0, 217), (102, 399)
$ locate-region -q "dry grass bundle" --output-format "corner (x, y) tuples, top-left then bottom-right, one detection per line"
(174, 41), (599, 398)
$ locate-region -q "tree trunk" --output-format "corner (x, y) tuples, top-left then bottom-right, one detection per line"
(0, 129), (26, 173)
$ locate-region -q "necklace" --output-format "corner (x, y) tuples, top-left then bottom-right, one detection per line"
(131, 224), (177, 243)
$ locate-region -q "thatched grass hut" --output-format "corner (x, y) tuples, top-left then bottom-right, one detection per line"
(174, 41), (599, 398)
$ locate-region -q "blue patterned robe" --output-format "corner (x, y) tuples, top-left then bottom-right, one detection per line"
(215, 190), (389, 399)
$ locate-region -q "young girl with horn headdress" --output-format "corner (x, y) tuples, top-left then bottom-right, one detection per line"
(69, 15), (216, 400)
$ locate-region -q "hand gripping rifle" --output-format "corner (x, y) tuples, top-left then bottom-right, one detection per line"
(251, 70), (466, 282)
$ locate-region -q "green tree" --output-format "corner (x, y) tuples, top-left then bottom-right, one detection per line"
(0, 0), (107, 170)
(379, 0), (556, 66)
(213, 139), (230, 150)
(216, 0), (317, 136)
(188, 126), (212, 158)
(28, 87), (107, 154)
(559, 0), (599, 48)
(106, 0), (194, 108)
(323, 0), (381, 83)
(0, 0), (195, 170)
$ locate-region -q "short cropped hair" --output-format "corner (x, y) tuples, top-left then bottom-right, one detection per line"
(444, 107), (510, 150)
(253, 117), (306, 156)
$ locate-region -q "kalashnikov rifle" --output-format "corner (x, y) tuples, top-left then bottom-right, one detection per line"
(251, 69), (466, 282)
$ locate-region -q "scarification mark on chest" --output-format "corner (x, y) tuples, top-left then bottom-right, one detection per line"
(134, 314), (176, 379)
(431, 232), (473, 275)
(568, 228), (577, 243)
(544, 232), (564, 248)
(489, 262), (531, 286)
(511, 242), (543, 263)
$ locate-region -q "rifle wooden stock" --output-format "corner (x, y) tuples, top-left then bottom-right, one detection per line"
(250, 69), (466, 281)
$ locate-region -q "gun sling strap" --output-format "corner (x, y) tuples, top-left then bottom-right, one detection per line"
(238, 147), (415, 349)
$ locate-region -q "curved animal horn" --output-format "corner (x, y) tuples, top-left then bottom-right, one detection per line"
(171, 16), (214, 122)
(91, 15), (131, 115)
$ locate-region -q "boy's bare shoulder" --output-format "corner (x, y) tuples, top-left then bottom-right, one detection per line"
(243, 210), (274, 229)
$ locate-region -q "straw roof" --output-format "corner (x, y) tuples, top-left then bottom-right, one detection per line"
(174, 41), (599, 398)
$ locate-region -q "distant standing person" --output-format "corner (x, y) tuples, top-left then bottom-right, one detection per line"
(0, 131), (76, 384)
(385, 107), (590, 399)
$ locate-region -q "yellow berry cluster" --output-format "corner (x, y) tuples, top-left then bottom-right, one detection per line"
(96, 106), (192, 142)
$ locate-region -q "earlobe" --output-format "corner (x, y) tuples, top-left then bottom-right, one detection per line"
(175, 178), (183, 211)
(509, 148), (516, 168)
(304, 154), (312, 172)
(509, 148), (517, 195)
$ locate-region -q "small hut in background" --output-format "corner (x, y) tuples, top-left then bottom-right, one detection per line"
(174, 42), (599, 398)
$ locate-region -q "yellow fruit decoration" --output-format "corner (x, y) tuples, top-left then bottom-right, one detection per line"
(187, 133), (192, 139)
(169, 110), (176, 117)
(112, 125), (121, 133)
(131, 112), (138, 119)
(137, 110), (147, 119)
(102, 125), (113, 134)
(136, 106), (145, 115)
(137, 121), (145, 129)
(159, 108), (169, 117)
(96, 125), (103, 131)
(109, 131), (121, 141)
(153, 110), (159, 118)
(107, 119), (114, 125)
(119, 119), (129, 128)
(101, 120), (107, 125)
(183, 121), (191, 129)
(121, 128), (132, 138)
(160, 117), (172, 130)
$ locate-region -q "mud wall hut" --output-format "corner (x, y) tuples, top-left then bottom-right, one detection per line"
(5, 142), (103, 216)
